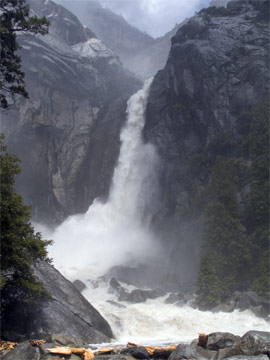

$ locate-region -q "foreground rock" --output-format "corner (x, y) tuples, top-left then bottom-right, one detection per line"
(1, 331), (269, 360)
(168, 331), (270, 360)
(210, 291), (270, 319)
(2, 261), (113, 343)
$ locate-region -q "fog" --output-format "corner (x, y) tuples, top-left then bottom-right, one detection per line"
(56, 0), (212, 38)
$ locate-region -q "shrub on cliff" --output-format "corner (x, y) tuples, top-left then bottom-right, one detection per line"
(0, 0), (49, 109)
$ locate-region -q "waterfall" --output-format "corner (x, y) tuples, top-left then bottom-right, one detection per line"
(36, 79), (269, 344)
(46, 78), (160, 280)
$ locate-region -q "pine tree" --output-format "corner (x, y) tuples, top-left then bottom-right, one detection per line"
(196, 158), (251, 306)
(0, 0), (49, 109)
(247, 102), (270, 295)
(0, 135), (52, 330)
(196, 255), (222, 309)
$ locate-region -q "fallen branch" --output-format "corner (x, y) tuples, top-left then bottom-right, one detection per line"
(0, 341), (18, 351)
(45, 346), (95, 359)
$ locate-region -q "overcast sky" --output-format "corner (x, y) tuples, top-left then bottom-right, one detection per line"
(59, 0), (212, 38)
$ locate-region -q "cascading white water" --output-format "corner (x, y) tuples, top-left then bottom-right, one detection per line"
(45, 77), (160, 280)
(37, 79), (269, 345)
(83, 280), (269, 345)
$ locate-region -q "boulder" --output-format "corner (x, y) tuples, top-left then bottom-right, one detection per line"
(169, 342), (217, 360)
(45, 334), (89, 347)
(30, 261), (113, 343)
(240, 331), (270, 356)
(94, 356), (134, 360)
(0, 341), (40, 360)
(72, 280), (87, 293)
(235, 292), (270, 318)
(120, 347), (150, 359)
(165, 293), (181, 304)
(1, 261), (113, 343)
(224, 356), (269, 360)
(206, 332), (241, 351)
(119, 288), (165, 303)
(0, 337), (91, 360)
(110, 277), (121, 289)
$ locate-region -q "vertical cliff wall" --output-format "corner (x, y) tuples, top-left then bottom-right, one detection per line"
(144, 0), (269, 289)
(1, 0), (141, 224)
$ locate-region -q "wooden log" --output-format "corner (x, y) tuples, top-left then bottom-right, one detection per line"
(152, 346), (177, 359)
(45, 346), (72, 355)
(198, 333), (208, 348)
(84, 349), (95, 360)
(0, 341), (18, 351)
(69, 347), (85, 355)
(96, 346), (115, 355)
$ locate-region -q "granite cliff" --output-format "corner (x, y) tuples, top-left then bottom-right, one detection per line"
(2, 0), (141, 224)
(144, 0), (269, 289)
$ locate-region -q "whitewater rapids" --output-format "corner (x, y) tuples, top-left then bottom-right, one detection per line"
(83, 280), (270, 345)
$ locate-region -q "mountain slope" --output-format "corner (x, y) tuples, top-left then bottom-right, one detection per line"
(57, 0), (186, 80)
(1, 0), (141, 224)
(144, 0), (269, 290)
(57, 0), (155, 70)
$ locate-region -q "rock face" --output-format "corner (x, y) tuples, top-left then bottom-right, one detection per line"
(57, 0), (155, 76)
(167, 331), (270, 360)
(57, 0), (187, 80)
(144, 0), (269, 289)
(125, 24), (182, 80)
(2, 261), (113, 343)
(1, 0), (141, 224)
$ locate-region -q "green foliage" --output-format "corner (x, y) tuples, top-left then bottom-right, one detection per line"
(196, 101), (269, 306)
(196, 255), (222, 309)
(0, 0), (49, 109)
(0, 135), (52, 326)
(197, 159), (251, 305)
(251, 250), (270, 296)
(206, 132), (234, 159)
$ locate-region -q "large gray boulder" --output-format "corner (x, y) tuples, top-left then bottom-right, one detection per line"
(240, 331), (270, 356)
(32, 261), (113, 342)
(168, 342), (216, 360)
(2, 261), (113, 343)
(224, 356), (269, 360)
(207, 332), (241, 351)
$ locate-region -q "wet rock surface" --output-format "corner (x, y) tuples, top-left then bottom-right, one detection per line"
(144, 0), (269, 290)
(206, 332), (241, 351)
(2, 261), (113, 344)
(120, 347), (150, 359)
(1, 331), (270, 360)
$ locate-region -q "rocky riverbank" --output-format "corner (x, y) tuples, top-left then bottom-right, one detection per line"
(1, 330), (269, 359)
(103, 270), (270, 321)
